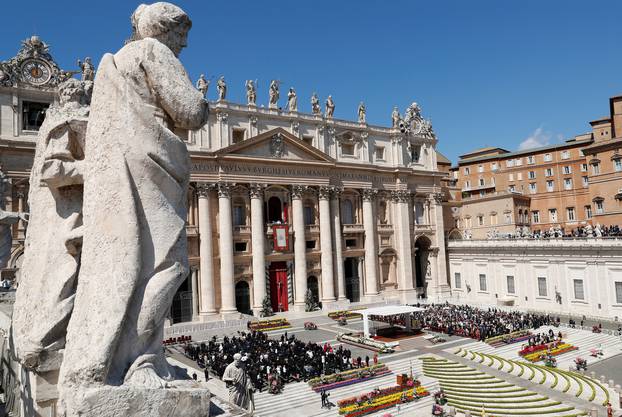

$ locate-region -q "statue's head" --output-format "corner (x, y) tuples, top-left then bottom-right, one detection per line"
(58, 78), (91, 107)
(132, 2), (192, 57)
(233, 353), (242, 367)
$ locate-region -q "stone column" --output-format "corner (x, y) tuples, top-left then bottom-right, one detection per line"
(250, 183), (266, 314)
(191, 267), (199, 320)
(362, 188), (379, 296)
(196, 183), (217, 316)
(218, 182), (237, 314)
(217, 112), (229, 148)
(291, 185), (308, 310)
(331, 187), (346, 300)
(392, 190), (415, 292)
(318, 186), (335, 302)
(429, 192), (450, 296)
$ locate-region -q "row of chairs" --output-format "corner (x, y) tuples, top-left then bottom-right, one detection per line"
(163, 335), (192, 345)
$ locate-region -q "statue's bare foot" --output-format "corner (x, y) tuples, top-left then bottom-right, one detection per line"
(124, 358), (169, 389)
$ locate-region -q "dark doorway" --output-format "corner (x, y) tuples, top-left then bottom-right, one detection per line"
(414, 237), (431, 297)
(269, 262), (288, 312)
(267, 196), (283, 223)
(170, 275), (192, 324)
(344, 258), (360, 302)
(308, 275), (319, 304)
(235, 281), (251, 315)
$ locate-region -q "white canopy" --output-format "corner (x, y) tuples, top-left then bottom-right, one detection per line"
(361, 305), (425, 338)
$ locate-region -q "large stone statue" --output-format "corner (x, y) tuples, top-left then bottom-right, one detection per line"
(14, 3), (211, 416)
(325, 95), (335, 118)
(357, 101), (366, 124)
(77, 57), (95, 82)
(13, 77), (91, 371)
(269, 79), (279, 108)
(287, 87), (297, 112)
(311, 92), (321, 115)
(217, 75), (227, 100)
(196, 74), (210, 97)
(222, 353), (254, 412)
(245, 79), (256, 105)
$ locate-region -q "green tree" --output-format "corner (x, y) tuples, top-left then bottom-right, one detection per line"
(260, 295), (273, 317)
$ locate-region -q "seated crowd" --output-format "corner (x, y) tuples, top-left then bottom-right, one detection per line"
(416, 303), (558, 341)
(184, 330), (374, 392)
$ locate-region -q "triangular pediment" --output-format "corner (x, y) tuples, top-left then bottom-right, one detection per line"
(216, 128), (335, 163)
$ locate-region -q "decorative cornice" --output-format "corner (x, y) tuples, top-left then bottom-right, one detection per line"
(330, 186), (343, 200)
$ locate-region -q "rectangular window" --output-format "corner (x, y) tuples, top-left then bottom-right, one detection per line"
(561, 150), (570, 159)
(563, 166), (572, 174)
(234, 242), (247, 252)
(545, 168), (553, 177)
(538, 277), (547, 297)
(585, 205), (592, 219)
(478, 165), (484, 173)
(305, 240), (316, 249)
(479, 274), (487, 291)
(592, 163), (600, 175)
(341, 143), (355, 156)
(507, 276), (515, 294)
(544, 153), (552, 162)
(546, 180), (554, 192)
(596, 200), (604, 214)
(582, 176), (589, 187)
(615, 159), (622, 172)
(477, 215), (484, 226)
(527, 156), (535, 164)
(464, 167), (470, 175)
(529, 182), (537, 194)
(564, 178), (572, 190)
(22, 101), (50, 132)
(504, 213), (512, 224)
(375, 146), (385, 161)
(567, 207), (575, 221)
(454, 272), (462, 289)
(581, 163), (588, 172)
(532, 210), (540, 223)
(415, 202), (425, 225)
(517, 172), (523, 180)
(479, 178), (485, 186)
(508, 173), (514, 181)
(528, 170), (536, 179)
(515, 158), (523, 166)
(508, 185), (515, 192)
(573, 279), (584, 300)
(506, 160), (514, 168)
(465, 180), (471, 189)
(491, 162), (498, 171)
(616, 282), (622, 304)
(549, 209), (557, 222)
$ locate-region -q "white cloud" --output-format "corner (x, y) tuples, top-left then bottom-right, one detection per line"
(518, 127), (552, 150)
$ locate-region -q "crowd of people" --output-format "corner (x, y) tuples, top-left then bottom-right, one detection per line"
(415, 303), (558, 341)
(480, 223), (622, 240)
(184, 330), (375, 393)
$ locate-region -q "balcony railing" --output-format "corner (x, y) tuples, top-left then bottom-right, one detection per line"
(233, 225), (251, 235)
(343, 224), (364, 233)
(377, 224), (393, 233)
(305, 224), (320, 233)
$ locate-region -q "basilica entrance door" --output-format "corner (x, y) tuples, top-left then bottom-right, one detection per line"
(344, 258), (360, 303)
(269, 262), (288, 312)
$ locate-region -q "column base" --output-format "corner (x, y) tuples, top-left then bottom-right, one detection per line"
(292, 302), (307, 312)
(398, 288), (418, 304)
(198, 311), (220, 322)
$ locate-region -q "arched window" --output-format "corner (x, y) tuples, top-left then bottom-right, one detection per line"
(233, 199), (246, 226)
(304, 201), (315, 225)
(342, 199), (354, 224)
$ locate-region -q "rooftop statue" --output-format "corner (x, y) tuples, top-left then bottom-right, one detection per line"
(217, 75), (227, 100)
(196, 74), (210, 97)
(391, 106), (400, 128)
(311, 92), (321, 115)
(77, 57), (95, 82)
(287, 87), (297, 112)
(269, 79), (280, 108)
(357, 101), (366, 124)
(325, 95), (335, 118)
(245, 79), (256, 105)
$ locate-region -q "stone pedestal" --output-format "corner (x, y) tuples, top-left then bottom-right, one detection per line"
(62, 384), (211, 417)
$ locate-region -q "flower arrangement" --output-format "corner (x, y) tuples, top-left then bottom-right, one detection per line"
(248, 318), (291, 332)
(522, 343), (578, 362)
(486, 330), (532, 347)
(328, 308), (366, 320)
(338, 384), (429, 417)
(308, 364), (390, 391)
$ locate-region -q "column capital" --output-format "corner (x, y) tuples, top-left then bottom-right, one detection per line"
(216, 111), (229, 123)
(291, 184), (307, 199)
(217, 182), (232, 198)
(361, 188), (378, 202)
(330, 186), (343, 200)
(318, 186), (331, 200)
(427, 192), (443, 204)
(390, 190), (411, 203)
(196, 182), (215, 198)
(249, 183), (266, 199)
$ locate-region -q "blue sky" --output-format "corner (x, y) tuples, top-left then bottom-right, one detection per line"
(2, 1), (621, 162)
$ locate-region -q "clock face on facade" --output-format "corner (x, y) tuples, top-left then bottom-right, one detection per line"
(20, 59), (52, 85)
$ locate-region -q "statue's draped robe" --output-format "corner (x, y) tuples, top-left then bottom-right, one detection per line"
(222, 363), (252, 411)
(60, 38), (207, 387)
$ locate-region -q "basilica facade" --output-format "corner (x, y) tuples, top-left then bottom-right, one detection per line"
(0, 37), (451, 322)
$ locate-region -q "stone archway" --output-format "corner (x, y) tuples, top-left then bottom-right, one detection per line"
(414, 236), (432, 298)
